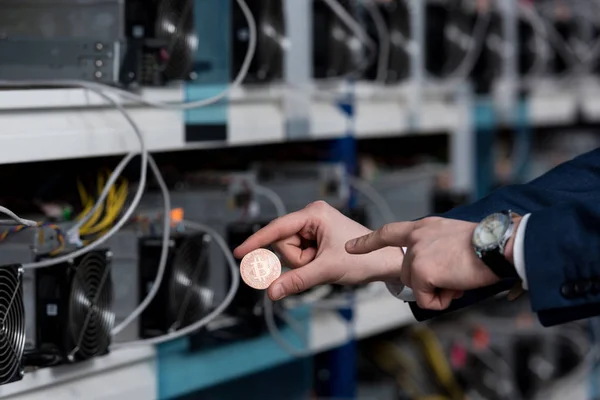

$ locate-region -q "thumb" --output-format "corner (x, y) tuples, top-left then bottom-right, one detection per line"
(268, 264), (325, 301)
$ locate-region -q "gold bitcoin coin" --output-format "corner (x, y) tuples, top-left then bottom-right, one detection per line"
(240, 248), (281, 290)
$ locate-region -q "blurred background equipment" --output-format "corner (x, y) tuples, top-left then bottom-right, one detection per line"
(0, 0), (599, 398)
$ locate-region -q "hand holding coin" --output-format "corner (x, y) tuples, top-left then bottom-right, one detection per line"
(240, 248), (282, 290)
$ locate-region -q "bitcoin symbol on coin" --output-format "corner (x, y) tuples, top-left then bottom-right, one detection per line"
(250, 256), (270, 282)
(240, 248), (282, 290)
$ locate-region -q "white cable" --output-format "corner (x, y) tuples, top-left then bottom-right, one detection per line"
(18, 88), (149, 270)
(0, 82), (171, 335)
(252, 184), (287, 217)
(363, 0), (391, 83)
(527, 5), (581, 70)
(283, 285), (333, 308)
(306, 282), (387, 309)
(0, 206), (38, 227)
(321, 0), (376, 50)
(0, 0), (258, 269)
(251, 184), (313, 356)
(446, 5), (492, 80)
(348, 176), (396, 224)
(518, 2), (550, 80)
(0, 0), (256, 111)
(264, 293), (311, 358)
(113, 220), (239, 347)
(111, 155), (171, 336)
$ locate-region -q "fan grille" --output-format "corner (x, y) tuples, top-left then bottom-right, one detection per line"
(0, 265), (24, 384)
(255, 0), (285, 81)
(69, 252), (114, 361)
(156, 0), (197, 80)
(168, 234), (213, 331)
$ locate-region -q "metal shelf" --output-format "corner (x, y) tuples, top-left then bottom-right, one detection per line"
(0, 284), (413, 400)
(0, 85), (461, 165)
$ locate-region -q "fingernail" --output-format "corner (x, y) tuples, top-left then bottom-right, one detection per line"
(346, 240), (356, 250)
(271, 284), (285, 300)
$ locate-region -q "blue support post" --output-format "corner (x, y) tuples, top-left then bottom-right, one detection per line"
(474, 97), (497, 200)
(511, 98), (532, 183)
(323, 85), (358, 399)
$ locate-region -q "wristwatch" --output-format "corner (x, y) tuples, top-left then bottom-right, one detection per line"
(472, 210), (519, 279)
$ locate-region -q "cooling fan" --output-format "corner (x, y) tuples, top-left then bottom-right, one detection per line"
(313, 0), (370, 79)
(34, 250), (114, 364)
(138, 233), (213, 338)
(167, 234), (214, 332)
(232, 0), (286, 83)
(0, 265), (25, 386)
(155, 0), (197, 81)
(384, 0), (411, 83)
(365, 0), (411, 83)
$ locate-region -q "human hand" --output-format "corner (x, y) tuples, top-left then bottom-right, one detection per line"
(345, 217), (500, 310)
(233, 201), (404, 301)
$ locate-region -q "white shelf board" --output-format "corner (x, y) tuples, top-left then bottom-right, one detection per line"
(0, 87), (287, 165)
(0, 83), (583, 166)
(529, 90), (578, 127)
(310, 283), (415, 353)
(0, 286), (413, 399)
(354, 291), (415, 339)
(0, 346), (156, 400)
(579, 85), (600, 122)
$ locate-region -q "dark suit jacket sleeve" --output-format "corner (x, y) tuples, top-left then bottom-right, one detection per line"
(409, 148), (600, 326)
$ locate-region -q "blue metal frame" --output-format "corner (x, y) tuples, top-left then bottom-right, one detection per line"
(511, 98), (532, 183)
(321, 84), (359, 399)
(156, 307), (310, 399)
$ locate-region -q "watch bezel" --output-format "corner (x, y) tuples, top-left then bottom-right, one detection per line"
(472, 210), (514, 255)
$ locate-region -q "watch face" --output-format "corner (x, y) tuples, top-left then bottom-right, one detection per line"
(473, 212), (511, 251)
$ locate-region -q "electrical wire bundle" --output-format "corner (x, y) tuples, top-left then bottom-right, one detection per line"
(76, 172), (129, 245)
(0, 220), (65, 257)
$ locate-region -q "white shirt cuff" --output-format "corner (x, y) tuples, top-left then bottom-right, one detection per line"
(513, 213), (531, 290)
(385, 247), (416, 301)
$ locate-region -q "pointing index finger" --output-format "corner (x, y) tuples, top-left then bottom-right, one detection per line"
(345, 221), (415, 254)
(233, 210), (309, 259)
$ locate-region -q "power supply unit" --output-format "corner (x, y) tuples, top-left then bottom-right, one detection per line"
(138, 233), (213, 339)
(32, 250), (114, 366)
(0, 0), (132, 85)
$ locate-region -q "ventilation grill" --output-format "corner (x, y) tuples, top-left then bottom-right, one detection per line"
(156, 0), (197, 80)
(168, 234), (213, 331)
(68, 251), (114, 361)
(0, 265), (25, 386)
